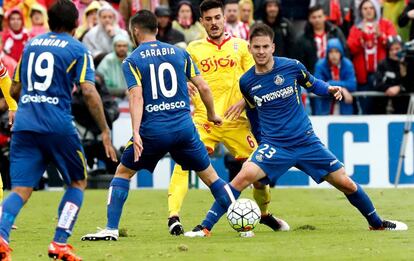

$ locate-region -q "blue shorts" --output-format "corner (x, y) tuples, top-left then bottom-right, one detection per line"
(121, 125), (210, 172)
(250, 140), (343, 185)
(10, 131), (87, 188)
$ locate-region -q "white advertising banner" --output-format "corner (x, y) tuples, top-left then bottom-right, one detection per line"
(113, 114), (414, 188)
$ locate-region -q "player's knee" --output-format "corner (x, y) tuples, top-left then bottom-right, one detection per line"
(326, 168), (357, 194)
(196, 164), (218, 186)
(231, 163), (259, 191)
(115, 164), (136, 180)
(12, 187), (33, 202)
(341, 177), (357, 195)
(70, 179), (87, 190)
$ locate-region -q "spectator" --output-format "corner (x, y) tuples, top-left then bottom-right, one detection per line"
(398, 0), (414, 40)
(2, 8), (29, 62)
(155, 5), (187, 49)
(97, 34), (130, 96)
(75, 1), (101, 40)
(253, 0), (267, 20)
(347, 0), (397, 114)
(261, 0), (296, 57)
(172, 0), (207, 44)
(0, 8), (4, 32)
(383, 0), (410, 41)
(309, 0), (354, 37)
(296, 5), (348, 74)
(119, 0), (169, 27)
(374, 36), (410, 114)
(28, 4), (48, 38)
(314, 38), (356, 115)
(282, 0), (312, 32)
(224, 0), (249, 40)
(74, 0), (94, 25)
(83, 4), (130, 58)
(239, 0), (254, 26)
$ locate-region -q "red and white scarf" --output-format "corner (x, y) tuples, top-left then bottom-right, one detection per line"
(362, 23), (378, 73)
(224, 21), (249, 41)
(314, 32), (327, 59)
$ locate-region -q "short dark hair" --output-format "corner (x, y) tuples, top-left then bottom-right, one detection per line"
(130, 10), (158, 33)
(48, 0), (79, 32)
(200, 0), (224, 16)
(224, 0), (239, 6)
(249, 23), (275, 42)
(308, 4), (324, 17)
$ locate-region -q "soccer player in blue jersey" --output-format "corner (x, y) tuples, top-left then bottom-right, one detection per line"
(185, 23), (408, 237)
(0, 0), (117, 260)
(81, 10), (244, 241)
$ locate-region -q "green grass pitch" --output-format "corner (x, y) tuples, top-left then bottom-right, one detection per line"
(7, 188), (414, 260)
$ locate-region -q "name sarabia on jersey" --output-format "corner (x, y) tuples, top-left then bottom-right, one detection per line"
(30, 38), (69, 48)
(140, 47), (175, 59)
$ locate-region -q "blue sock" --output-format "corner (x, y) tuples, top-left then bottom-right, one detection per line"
(0, 192), (24, 242)
(209, 179), (241, 208)
(53, 187), (84, 243)
(203, 180), (241, 231)
(106, 177), (130, 230)
(346, 184), (382, 228)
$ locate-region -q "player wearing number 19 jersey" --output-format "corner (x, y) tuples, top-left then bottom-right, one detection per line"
(0, 1), (116, 260)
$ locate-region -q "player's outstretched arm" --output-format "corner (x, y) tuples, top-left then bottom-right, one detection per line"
(190, 75), (222, 126)
(128, 86), (144, 162)
(80, 82), (117, 162)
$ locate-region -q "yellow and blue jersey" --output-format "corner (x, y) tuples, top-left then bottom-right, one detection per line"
(240, 57), (330, 147)
(122, 40), (199, 136)
(12, 32), (95, 134)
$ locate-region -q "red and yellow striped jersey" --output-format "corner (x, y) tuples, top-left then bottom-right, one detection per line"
(187, 34), (254, 126)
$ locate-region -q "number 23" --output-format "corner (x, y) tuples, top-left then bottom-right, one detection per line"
(258, 144), (276, 159)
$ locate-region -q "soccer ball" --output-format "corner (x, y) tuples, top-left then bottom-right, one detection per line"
(226, 198), (261, 232)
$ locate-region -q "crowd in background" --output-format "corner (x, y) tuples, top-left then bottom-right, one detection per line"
(1, 0), (414, 116)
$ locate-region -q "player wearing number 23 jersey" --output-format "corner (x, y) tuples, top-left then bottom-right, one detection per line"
(240, 57), (344, 184)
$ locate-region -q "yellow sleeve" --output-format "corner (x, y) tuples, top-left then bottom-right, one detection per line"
(0, 75), (18, 111)
(240, 40), (255, 73)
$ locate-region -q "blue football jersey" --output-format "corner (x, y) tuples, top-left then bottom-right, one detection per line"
(13, 32), (95, 134)
(122, 40), (199, 136)
(240, 57), (329, 147)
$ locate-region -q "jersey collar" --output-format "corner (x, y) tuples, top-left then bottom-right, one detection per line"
(206, 33), (232, 50)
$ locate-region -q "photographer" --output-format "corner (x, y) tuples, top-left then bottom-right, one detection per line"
(374, 36), (410, 114)
(72, 72), (120, 174)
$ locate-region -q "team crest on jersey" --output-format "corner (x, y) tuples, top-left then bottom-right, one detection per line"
(274, 75), (285, 85)
(255, 153), (263, 162)
(233, 42), (239, 51)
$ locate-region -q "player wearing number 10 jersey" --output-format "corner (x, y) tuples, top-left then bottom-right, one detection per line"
(81, 10), (241, 242)
(0, 1), (117, 260)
